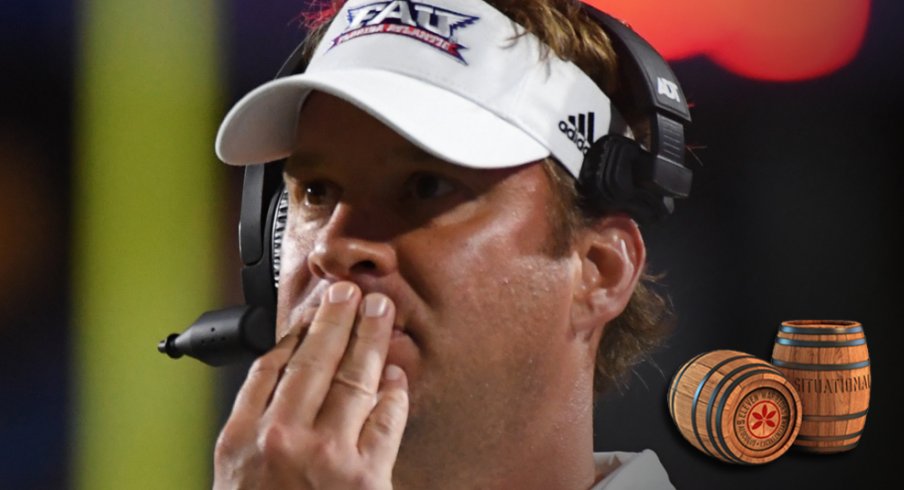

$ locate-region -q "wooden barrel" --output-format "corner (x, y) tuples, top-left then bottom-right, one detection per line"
(771, 320), (870, 454)
(668, 350), (802, 464)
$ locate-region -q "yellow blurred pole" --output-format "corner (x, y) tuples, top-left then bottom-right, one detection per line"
(72, 1), (222, 488)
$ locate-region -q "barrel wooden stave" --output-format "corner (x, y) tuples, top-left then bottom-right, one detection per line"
(771, 320), (870, 453)
(668, 350), (802, 465)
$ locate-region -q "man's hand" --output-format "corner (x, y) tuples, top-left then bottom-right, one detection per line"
(213, 282), (409, 490)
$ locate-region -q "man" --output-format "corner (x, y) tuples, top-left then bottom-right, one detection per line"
(212, 0), (678, 488)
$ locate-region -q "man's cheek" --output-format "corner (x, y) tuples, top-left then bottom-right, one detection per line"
(276, 240), (318, 336)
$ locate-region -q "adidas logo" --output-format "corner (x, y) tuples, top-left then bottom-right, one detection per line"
(558, 112), (595, 154)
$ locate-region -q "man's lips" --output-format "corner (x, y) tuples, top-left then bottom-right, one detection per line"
(287, 301), (414, 340)
(284, 298), (419, 382)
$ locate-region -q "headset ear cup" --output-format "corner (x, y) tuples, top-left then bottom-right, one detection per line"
(579, 135), (641, 213)
(271, 187), (289, 291)
(240, 178), (283, 312)
(603, 136), (642, 203)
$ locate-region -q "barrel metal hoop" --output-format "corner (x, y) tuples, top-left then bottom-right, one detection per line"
(779, 325), (863, 335)
(796, 441), (860, 452)
(803, 409), (869, 422)
(775, 338), (866, 348)
(771, 359), (870, 371)
(795, 429), (864, 442)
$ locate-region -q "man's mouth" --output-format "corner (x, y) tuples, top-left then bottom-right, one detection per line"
(289, 287), (418, 344)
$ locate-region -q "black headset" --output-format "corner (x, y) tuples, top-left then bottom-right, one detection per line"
(159, 1), (692, 366)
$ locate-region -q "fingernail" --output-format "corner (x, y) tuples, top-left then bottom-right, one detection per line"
(328, 283), (355, 303)
(363, 295), (389, 317)
(384, 364), (403, 381)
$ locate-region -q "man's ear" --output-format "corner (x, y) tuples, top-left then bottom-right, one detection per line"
(570, 213), (646, 340)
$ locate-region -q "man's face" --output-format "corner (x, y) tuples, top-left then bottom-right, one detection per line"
(277, 92), (584, 468)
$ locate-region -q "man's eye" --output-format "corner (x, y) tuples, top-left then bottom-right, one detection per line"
(303, 181), (332, 206)
(407, 173), (455, 200)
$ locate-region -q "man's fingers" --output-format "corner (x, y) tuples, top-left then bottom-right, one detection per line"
(269, 281), (360, 425)
(360, 365), (409, 471)
(229, 330), (303, 418)
(316, 293), (395, 438)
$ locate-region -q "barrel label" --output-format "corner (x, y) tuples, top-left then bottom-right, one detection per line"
(791, 373), (871, 394)
(735, 389), (790, 451)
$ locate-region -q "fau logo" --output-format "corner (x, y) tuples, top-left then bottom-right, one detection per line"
(331, 0), (479, 63)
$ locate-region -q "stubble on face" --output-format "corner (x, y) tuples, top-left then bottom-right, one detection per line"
(389, 165), (582, 487)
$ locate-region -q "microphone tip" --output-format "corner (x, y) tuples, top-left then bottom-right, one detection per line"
(158, 333), (183, 358)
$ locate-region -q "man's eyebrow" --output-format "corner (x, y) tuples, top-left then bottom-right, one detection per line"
(392, 145), (456, 170)
(284, 152), (324, 174)
(283, 145), (444, 177)
(398, 145), (436, 162)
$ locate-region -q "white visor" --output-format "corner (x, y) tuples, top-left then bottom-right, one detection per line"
(215, 0), (625, 178)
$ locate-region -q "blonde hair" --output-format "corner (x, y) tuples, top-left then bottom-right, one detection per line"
(298, 0), (673, 395)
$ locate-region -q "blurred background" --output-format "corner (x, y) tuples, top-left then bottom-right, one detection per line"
(1, 0), (900, 488)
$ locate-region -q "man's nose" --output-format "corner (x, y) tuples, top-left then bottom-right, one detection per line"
(307, 203), (398, 280)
